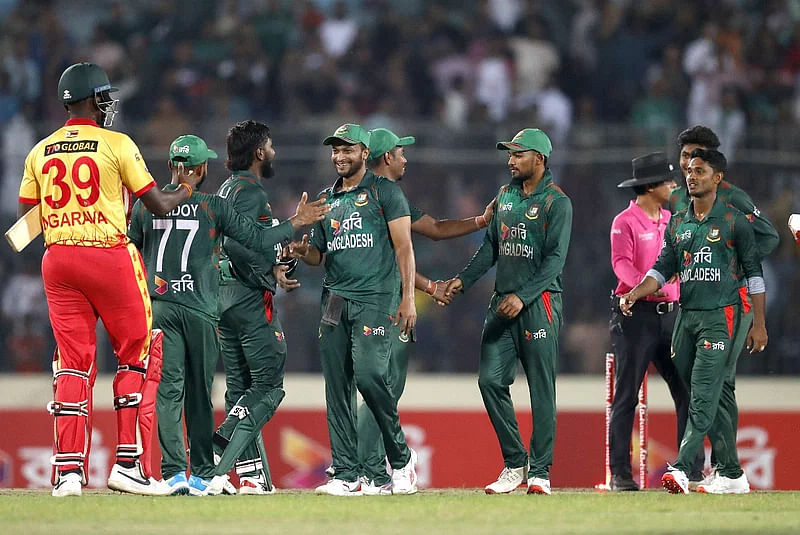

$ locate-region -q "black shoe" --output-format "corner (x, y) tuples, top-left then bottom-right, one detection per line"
(610, 474), (639, 491)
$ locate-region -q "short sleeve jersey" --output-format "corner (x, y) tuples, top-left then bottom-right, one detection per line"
(216, 171), (283, 292)
(19, 118), (156, 247)
(652, 198), (762, 310)
(127, 187), (293, 321)
(408, 199), (425, 224)
(310, 170), (410, 313)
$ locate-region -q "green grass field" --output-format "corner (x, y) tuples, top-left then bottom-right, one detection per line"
(2, 489), (799, 534)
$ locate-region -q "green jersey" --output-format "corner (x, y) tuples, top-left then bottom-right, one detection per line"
(309, 170), (410, 313)
(217, 171), (283, 292)
(459, 170), (573, 305)
(127, 186), (294, 321)
(651, 197), (762, 310)
(669, 182), (778, 260)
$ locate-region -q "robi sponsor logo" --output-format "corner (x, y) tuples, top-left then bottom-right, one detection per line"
(702, 339), (725, 351)
(154, 275), (168, 295)
(274, 331), (285, 342)
(363, 326), (385, 336)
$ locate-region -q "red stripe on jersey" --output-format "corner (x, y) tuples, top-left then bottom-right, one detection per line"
(738, 286), (751, 315)
(134, 181), (156, 197)
(19, 196), (39, 204)
(541, 291), (553, 324)
(724, 305), (735, 339)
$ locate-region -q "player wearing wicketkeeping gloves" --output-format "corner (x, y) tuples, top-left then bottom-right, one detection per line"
(128, 135), (326, 496)
(202, 121), (314, 496)
(286, 123), (419, 496)
(621, 148), (767, 495)
(670, 126), (778, 491)
(347, 127), (495, 494)
(445, 129), (572, 496)
(18, 62), (198, 498)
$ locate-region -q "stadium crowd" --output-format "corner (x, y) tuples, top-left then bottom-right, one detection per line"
(2, 0), (800, 375)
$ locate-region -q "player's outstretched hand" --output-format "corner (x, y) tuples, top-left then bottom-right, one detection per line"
(292, 192), (329, 228)
(444, 278), (463, 297)
(483, 197), (496, 225)
(497, 293), (523, 319)
(286, 234), (310, 259)
(394, 297), (417, 335)
(172, 162), (202, 188)
(274, 264), (300, 292)
(788, 214), (800, 243)
(746, 325), (768, 354)
(431, 280), (453, 306)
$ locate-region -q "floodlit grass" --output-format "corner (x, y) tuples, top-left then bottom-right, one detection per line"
(2, 488), (799, 534)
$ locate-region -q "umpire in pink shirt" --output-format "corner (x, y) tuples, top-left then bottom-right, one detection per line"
(608, 152), (692, 491)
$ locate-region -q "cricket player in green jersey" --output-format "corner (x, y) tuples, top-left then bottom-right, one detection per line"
(671, 126), (778, 490)
(128, 135), (327, 496)
(621, 148), (767, 495)
(288, 123), (419, 496)
(445, 128), (573, 496)
(202, 121), (321, 496)
(348, 127), (496, 494)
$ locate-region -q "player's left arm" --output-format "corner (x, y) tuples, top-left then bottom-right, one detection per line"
(728, 188), (779, 259)
(734, 213), (768, 353)
(411, 197), (495, 241)
(381, 179), (416, 334)
(514, 196), (573, 306)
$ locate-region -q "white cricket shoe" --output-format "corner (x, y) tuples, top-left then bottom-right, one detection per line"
(391, 448), (418, 495)
(52, 472), (82, 497)
(527, 477), (551, 495)
(108, 463), (171, 496)
(484, 466), (527, 494)
(697, 473), (750, 494)
(239, 475), (277, 495)
(690, 467), (718, 492)
(315, 478), (363, 496)
(360, 476), (392, 496)
(200, 475), (229, 496)
(661, 466), (689, 494)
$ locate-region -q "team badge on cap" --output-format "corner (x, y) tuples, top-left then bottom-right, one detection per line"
(707, 226), (721, 242)
(355, 191), (369, 206)
(525, 204), (540, 220)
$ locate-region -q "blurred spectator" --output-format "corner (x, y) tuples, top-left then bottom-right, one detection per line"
(509, 14), (560, 100)
(2, 37), (40, 104)
(711, 85), (747, 163)
(474, 35), (513, 122)
(319, 1), (358, 58)
(439, 75), (470, 131)
(141, 96), (191, 149)
(1, 105), (34, 218)
(631, 77), (680, 146)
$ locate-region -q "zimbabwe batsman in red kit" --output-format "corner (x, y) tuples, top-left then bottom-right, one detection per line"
(16, 62), (192, 497)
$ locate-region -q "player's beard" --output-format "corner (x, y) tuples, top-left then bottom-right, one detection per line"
(261, 159), (275, 179)
(338, 159), (363, 178)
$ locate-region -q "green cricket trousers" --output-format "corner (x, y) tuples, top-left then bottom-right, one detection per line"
(478, 291), (562, 480)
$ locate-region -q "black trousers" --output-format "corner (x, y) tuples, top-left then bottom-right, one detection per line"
(608, 296), (702, 477)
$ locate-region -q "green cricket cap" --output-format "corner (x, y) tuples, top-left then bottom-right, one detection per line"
(367, 128), (415, 161)
(496, 128), (552, 157)
(323, 123), (371, 146)
(168, 135), (218, 166)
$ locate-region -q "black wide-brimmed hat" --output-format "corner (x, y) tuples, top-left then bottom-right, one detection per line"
(617, 152), (680, 188)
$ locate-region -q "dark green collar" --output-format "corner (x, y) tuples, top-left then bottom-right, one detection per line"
(509, 169), (554, 197)
(232, 170), (258, 180)
(329, 169), (376, 196)
(685, 195), (726, 223)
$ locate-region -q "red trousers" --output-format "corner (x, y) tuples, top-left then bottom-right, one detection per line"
(42, 243), (152, 474)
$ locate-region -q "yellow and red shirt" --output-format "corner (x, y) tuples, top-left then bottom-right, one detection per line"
(18, 118), (156, 247)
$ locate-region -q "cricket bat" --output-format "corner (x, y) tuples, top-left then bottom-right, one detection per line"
(5, 205), (42, 252)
